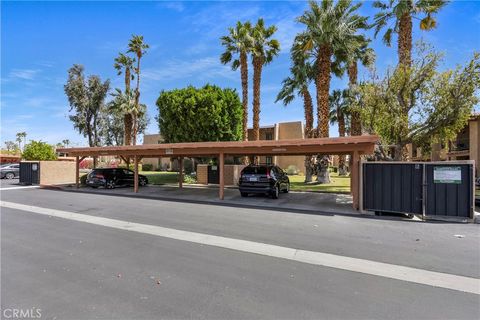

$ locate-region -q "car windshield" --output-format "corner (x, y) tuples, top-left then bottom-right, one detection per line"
(242, 167), (268, 175)
(0, 164), (12, 168)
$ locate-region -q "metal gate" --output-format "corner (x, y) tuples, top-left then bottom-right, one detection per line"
(19, 162), (40, 185)
(207, 165), (219, 184)
(362, 161), (474, 219)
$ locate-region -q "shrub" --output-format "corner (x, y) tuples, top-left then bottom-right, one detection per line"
(22, 140), (57, 161)
(183, 174), (197, 184)
(286, 165), (299, 175)
(80, 174), (87, 185)
(142, 163), (153, 171)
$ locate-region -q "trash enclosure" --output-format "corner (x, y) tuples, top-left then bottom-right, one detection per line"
(361, 161), (475, 219)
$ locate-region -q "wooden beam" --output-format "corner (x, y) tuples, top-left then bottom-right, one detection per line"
(179, 157), (183, 189)
(219, 153), (224, 200)
(75, 156), (80, 189)
(134, 155), (139, 193)
(351, 150), (360, 210)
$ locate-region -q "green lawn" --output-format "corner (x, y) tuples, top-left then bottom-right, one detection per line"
(476, 188), (480, 197)
(140, 171), (180, 185)
(288, 172), (351, 193)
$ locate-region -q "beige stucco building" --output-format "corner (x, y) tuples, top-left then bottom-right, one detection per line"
(408, 114), (480, 175)
(247, 121), (305, 173)
(142, 134), (173, 171)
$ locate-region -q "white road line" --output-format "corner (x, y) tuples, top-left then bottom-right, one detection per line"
(1, 200), (479, 295)
(1, 185), (39, 191)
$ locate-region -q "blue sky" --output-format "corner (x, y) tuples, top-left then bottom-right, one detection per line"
(1, 1), (479, 147)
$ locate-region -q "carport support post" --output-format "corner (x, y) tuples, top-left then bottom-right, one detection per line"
(219, 153), (224, 200)
(351, 151), (360, 210)
(75, 156), (80, 189)
(179, 157), (183, 189)
(134, 155), (139, 193)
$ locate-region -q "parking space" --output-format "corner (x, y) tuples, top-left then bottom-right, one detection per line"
(61, 184), (359, 216)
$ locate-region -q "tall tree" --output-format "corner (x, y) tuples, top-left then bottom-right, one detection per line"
(276, 37), (315, 182)
(358, 45), (480, 160)
(220, 21), (254, 142)
(64, 64), (110, 147)
(15, 132), (27, 151)
(298, 0), (368, 139)
(341, 36), (375, 136)
(127, 35), (149, 145)
(62, 139), (70, 148)
(4, 141), (18, 153)
(297, 0), (368, 183)
(329, 89), (350, 176)
(373, 0), (448, 67)
(250, 18), (280, 141)
(114, 53), (136, 146)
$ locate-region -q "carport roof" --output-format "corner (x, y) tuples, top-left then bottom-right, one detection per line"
(57, 135), (379, 157)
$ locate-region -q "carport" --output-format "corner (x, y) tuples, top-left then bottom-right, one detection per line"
(57, 135), (378, 209)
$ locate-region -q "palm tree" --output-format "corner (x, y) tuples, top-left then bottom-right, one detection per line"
(298, 0), (368, 139)
(62, 139), (70, 148)
(114, 53), (136, 146)
(329, 89), (350, 176)
(338, 36), (375, 136)
(250, 18), (280, 141)
(220, 21), (254, 142)
(15, 132), (27, 151)
(276, 38), (315, 182)
(127, 35), (149, 145)
(373, 0), (448, 66)
(297, 0), (368, 183)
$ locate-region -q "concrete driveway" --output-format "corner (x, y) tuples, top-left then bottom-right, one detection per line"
(61, 184), (360, 216)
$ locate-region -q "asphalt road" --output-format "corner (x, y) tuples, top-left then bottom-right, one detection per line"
(1, 188), (479, 319)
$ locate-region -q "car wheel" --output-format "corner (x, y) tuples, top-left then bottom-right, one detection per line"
(271, 185), (279, 199)
(91, 186), (98, 189)
(240, 192), (248, 197)
(139, 178), (148, 186)
(283, 183), (290, 193)
(105, 180), (116, 189)
(5, 172), (15, 179)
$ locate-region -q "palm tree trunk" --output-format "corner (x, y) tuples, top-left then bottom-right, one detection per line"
(240, 52), (248, 141)
(338, 114), (347, 176)
(302, 87), (314, 183)
(125, 68), (131, 92)
(252, 56), (263, 141)
(398, 12), (412, 67)
(348, 61), (362, 136)
(315, 44), (332, 184)
(124, 114), (132, 146)
(133, 56), (141, 146)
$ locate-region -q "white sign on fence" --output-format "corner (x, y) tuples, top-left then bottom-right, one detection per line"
(433, 166), (462, 184)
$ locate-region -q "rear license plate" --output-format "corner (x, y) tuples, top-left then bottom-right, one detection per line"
(249, 177), (258, 182)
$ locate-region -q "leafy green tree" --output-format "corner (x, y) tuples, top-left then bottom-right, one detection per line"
(156, 85), (242, 143)
(373, 0), (448, 66)
(64, 64), (110, 147)
(250, 19), (280, 141)
(329, 89), (350, 175)
(220, 21), (254, 142)
(4, 141), (19, 153)
(114, 53), (136, 146)
(128, 35), (149, 145)
(358, 43), (480, 160)
(22, 140), (57, 161)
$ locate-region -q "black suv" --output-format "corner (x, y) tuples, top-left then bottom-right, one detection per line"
(86, 168), (148, 189)
(238, 165), (290, 199)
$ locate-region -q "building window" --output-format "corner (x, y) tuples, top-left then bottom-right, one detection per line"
(266, 156), (273, 165)
(265, 132), (273, 140)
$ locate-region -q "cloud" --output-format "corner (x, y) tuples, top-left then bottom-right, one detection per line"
(9, 69), (40, 80)
(142, 56), (236, 82)
(160, 1), (185, 12)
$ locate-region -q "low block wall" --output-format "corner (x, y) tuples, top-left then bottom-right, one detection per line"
(37, 161), (76, 185)
(196, 164), (245, 186)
